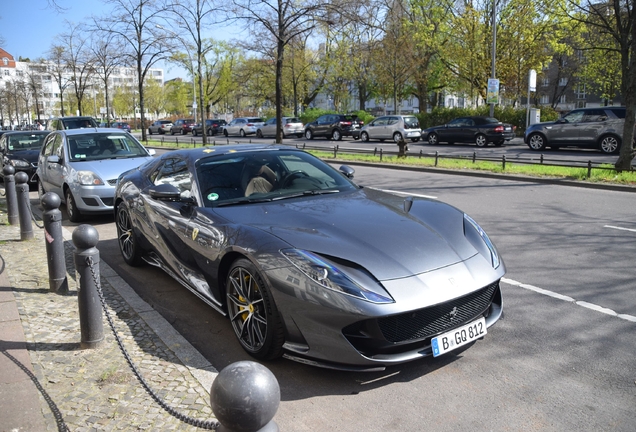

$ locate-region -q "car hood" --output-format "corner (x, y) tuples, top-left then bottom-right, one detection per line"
(7, 149), (40, 163)
(69, 156), (154, 181)
(214, 189), (476, 280)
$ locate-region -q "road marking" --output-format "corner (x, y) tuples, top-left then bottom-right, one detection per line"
(376, 188), (437, 199)
(501, 277), (636, 323)
(604, 225), (636, 233)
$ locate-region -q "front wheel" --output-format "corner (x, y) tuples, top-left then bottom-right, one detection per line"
(256, 129), (263, 138)
(224, 129), (229, 137)
(239, 129), (246, 137)
(361, 132), (370, 142)
(599, 135), (621, 154)
(427, 132), (438, 145)
(170, 129), (175, 135)
(226, 259), (284, 360)
(475, 133), (487, 147)
(331, 129), (342, 141)
(116, 204), (144, 266)
(181, 128), (186, 135)
(527, 133), (546, 151)
(65, 189), (82, 223)
(147, 128), (152, 135)
(192, 129), (197, 136)
(305, 129), (314, 140)
(37, 179), (46, 201)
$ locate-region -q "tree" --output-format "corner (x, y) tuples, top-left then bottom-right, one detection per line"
(97, 0), (172, 140)
(25, 66), (45, 123)
(228, 0), (326, 142)
(60, 22), (95, 116)
(561, 0), (635, 170)
(90, 29), (126, 124)
(47, 45), (71, 116)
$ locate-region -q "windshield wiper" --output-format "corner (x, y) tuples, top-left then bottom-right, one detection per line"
(215, 197), (274, 207)
(271, 189), (340, 201)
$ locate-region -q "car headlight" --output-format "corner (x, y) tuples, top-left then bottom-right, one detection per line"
(9, 159), (30, 168)
(76, 171), (105, 186)
(463, 214), (500, 269)
(281, 249), (394, 304)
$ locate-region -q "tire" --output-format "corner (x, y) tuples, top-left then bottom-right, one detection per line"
(256, 129), (263, 138)
(65, 188), (82, 223)
(192, 129), (197, 136)
(361, 132), (370, 142)
(37, 178), (46, 201)
(411, 138), (419, 142)
(393, 132), (404, 143)
(239, 129), (246, 137)
(305, 129), (314, 140)
(181, 128), (186, 135)
(116, 203), (144, 266)
(475, 133), (488, 147)
(331, 129), (342, 141)
(226, 258), (284, 360)
(171, 129), (175, 135)
(427, 132), (439, 145)
(599, 135), (621, 154)
(527, 133), (546, 151)
(494, 140), (504, 147)
(147, 128), (152, 135)
(224, 129), (229, 137)
(208, 128), (214, 136)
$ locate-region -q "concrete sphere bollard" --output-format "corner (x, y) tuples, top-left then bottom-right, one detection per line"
(14, 171), (33, 240)
(210, 361), (280, 432)
(2, 165), (18, 225)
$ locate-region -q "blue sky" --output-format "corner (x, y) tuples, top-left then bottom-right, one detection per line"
(0, 0), (237, 80)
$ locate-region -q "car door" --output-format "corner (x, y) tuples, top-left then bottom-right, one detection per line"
(578, 109), (609, 144)
(441, 117), (468, 143)
(367, 117), (388, 140)
(39, 132), (65, 197)
(262, 118), (276, 136)
(549, 110), (584, 144)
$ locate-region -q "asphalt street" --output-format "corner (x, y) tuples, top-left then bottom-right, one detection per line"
(43, 163), (636, 431)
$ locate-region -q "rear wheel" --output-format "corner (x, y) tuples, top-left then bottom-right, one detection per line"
(527, 133), (546, 151)
(226, 258), (284, 360)
(116, 203), (144, 266)
(65, 188), (82, 223)
(240, 129), (246, 137)
(192, 129), (198, 136)
(599, 135), (621, 154)
(332, 129), (342, 141)
(181, 128), (186, 135)
(393, 132), (404, 143)
(475, 134), (488, 147)
(494, 140), (504, 147)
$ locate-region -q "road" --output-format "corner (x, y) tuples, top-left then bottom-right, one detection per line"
(45, 163), (636, 431)
(138, 132), (636, 168)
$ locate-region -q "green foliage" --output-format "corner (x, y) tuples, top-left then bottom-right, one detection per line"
(299, 107), (337, 125)
(350, 110), (375, 124)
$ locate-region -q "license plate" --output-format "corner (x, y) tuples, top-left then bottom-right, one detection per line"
(431, 317), (486, 357)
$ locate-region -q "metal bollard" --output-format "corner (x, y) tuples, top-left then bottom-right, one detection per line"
(15, 172), (33, 240)
(211, 361), (280, 432)
(2, 165), (18, 225)
(41, 192), (69, 294)
(73, 224), (104, 348)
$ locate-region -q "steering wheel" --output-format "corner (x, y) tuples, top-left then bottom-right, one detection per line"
(281, 170), (309, 188)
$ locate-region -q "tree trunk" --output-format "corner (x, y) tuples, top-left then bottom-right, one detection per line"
(615, 20), (636, 171)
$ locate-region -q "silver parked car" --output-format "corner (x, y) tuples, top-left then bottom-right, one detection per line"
(148, 120), (173, 135)
(223, 117), (265, 137)
(359, 115), (422, 143)
(256, 117), (304, 138)
(524, 106), (625, 154)
(36, 129), (155, 222)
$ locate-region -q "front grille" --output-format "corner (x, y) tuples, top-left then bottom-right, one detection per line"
(377, 282), (498, 343)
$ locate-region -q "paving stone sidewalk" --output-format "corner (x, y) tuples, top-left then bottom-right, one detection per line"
(0, 207), (219, 431)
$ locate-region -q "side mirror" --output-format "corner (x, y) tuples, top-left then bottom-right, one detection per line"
(339, 165), (355, 179)
(48, 155), (60, 164)
(148, 183), (196, 204)
(147, 149), (156, 156)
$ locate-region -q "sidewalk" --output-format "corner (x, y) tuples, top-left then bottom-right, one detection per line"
(0, 207), (219, 431)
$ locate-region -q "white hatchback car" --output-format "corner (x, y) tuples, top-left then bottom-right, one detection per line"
(223, 117), (265, 137)
(359, 115), (422, 143)
(256, 117), (304, 138)
(36, 129), (155, 222)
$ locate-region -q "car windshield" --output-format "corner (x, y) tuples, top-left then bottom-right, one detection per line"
(7, 134), (47, 151)
(195, 149), (357, 207)
(66, 133), (149, 162)
(285, 118), (300, 123)
(63, 118), (98, 129)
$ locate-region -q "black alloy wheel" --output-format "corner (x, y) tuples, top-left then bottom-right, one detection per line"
(527, 133), (546, 151)
(427, 132), (439, 145)
(116, 204), (144, 266)
(475, 133), (488, 147)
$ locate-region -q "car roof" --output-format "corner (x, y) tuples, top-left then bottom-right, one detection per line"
(53, 128), (132, 136)
(158, 143), (298, 161)
(1, 131), (50, 137)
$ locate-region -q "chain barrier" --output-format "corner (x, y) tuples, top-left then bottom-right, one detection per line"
(30, 206), (44, 229)
(85, 255), (220, 430)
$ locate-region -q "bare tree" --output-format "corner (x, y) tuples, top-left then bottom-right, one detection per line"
(25, 66), (45, 123)
(90, 29), (125, 125)
(97, 0), (172, 141)
(228, 0), (327, 143)
(60, 22), (95, 116)
(47, 45), (71, 116)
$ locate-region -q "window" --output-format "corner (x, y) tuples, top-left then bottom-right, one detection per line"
(152, 158), (191, 198)
(576, 84), (586, 99)
(559, 95), (567, 104)
(559, 77), (568, 86)
(540, 95), (549, 104)
(2, 58), (8, 66)
(542, 78), (549, 87)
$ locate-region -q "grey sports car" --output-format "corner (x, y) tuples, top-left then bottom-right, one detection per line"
(114, 144), (505, 371)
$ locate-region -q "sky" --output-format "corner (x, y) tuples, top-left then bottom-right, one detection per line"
(0, 0), (239, 80)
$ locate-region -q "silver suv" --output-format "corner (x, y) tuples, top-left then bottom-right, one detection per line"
(359, 115), (422, 143)
(524, 107), (625, 154)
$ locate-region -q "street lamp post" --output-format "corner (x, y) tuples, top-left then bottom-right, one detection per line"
(490, 0), (497, 118)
